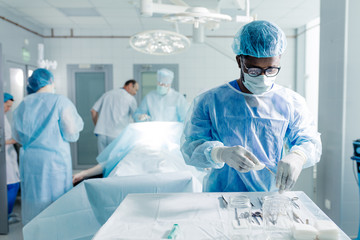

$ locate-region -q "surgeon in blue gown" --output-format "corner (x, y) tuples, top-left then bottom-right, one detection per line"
(12, 68), (84, 225)
(133, 68), (188, 122)
(181, 20), (322, 193)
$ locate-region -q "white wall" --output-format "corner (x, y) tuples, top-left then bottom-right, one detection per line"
(318, 0), (360, 237)
(0, 9), (43, 91)
(44, 32), (296, 104)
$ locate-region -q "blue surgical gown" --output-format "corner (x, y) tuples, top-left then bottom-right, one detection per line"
(12, 93), (84, 225)
(133, 89), (188, 122)
(181, 81), (321, 192)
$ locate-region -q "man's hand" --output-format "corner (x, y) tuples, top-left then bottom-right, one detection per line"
(276, 150), (307, 194)
(139, 114), (151, 121)
(90, 109), (98, 126)
(211, 146), (264, 172)
(72, 171), (86, 185)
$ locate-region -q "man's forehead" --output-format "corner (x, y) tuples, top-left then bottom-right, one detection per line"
(243, 55), (281, 65)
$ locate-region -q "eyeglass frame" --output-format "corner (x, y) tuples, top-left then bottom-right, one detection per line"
(240, 56), (281, 77)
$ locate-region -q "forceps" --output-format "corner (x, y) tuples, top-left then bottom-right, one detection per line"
(252, 212), (262, 225)
(264, 165), (275, 176)
(291, 197), (300, 209)
(235, 208), (241, 226)
(221, 195), (228, 208)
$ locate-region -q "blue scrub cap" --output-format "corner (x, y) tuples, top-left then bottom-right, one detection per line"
(232, 20), (287, 58)
(4, 92), (14, 102)
(157, 68), (174, 84)
(27, 68), (54, 94)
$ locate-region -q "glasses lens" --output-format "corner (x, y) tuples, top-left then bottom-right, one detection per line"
(247, 68), (262, 77)
(265, 68), (279, 77)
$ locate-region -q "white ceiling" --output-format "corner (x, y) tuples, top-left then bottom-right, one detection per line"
(0, 0), (319, 36)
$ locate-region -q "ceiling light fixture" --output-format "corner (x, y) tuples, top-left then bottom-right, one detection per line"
(37, 44), (57, 70)
(163, 7), (232, 29)
(129, 30), (190, 55)
(139, 0), (254, 44)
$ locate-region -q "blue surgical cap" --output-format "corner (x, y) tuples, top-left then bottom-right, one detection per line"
(157, 68), (174, 84)
(27, 68), (54, 94)
(4, 93), (14, 102)
(232, 20), (287, 58)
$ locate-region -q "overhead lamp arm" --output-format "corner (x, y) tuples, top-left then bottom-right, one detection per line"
(234, 0), (254, 23)
(141, 0), (188, 17)
(246, 0), (250, 17)
(169, 0), (189, 7)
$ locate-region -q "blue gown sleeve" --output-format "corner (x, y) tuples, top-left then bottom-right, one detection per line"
(133, 96), (150, 122)
(177, 94), (189, 122)
(285, 93), (322, 168)
(59, 97), (84, 142)
(180, 94), (224, 169)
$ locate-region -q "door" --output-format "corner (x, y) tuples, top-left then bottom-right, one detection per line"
(5, 62), (37, 116)
(0, 44), (8, 234)
(68, 65), (113, 169)
(8, 66), (25, 111)
(133, 64), (179, 104)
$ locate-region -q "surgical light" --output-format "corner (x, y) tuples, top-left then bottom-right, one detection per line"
(163, 7), (232, 29)
(129, 30), (190, 55)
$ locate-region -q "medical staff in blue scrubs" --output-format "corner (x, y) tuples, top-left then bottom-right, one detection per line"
(133, 68), (188, 122)
(181, 20), (322, 193)
(13, 68), (84, 224)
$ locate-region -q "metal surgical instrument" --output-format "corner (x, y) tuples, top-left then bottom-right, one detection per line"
(264, 165), (275, 176)
(221, 195), (228, 208)
(291, 196), (300, 209)
(235, 208), (241, 226)
(252, 212), (261, 225)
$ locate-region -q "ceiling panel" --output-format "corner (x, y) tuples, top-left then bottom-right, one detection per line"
(45, 0), (93, 8)
(32, 17), (74, 27)
(0, 0), (320, 35)
(105, 16), (141, 26)
(97, 8), (140, 17)
(254, 0), (305, 9)
(17, 7), (65, 18)
(20, 16), (47, 28)
(69, 16), (108, 26)
(90, 0), (137, 9)
(297, 0), (320, 10)
(2, 0), (51, 8)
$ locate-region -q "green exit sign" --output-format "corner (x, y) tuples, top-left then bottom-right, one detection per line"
(22, 47), (30, 62)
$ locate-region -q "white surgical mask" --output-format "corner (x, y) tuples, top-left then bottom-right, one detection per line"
(243, 73), (276, 95)
(157, 85), (169, 95)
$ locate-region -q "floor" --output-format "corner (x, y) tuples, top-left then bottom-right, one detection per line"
(0, 197), (23, 240)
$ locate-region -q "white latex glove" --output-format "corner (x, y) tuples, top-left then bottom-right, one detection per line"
(211, 146), (265, 172)
(138, 114), (150, 121)
(276, 150), (307, 194)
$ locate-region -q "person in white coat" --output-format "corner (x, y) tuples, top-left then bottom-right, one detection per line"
(3, 93), (20, 224)
(91, 79), (138, 153)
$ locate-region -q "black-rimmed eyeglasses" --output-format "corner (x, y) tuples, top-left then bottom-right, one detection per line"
(242, 64), (281, 77)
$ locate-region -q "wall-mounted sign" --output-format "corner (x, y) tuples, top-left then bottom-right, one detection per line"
(22, 47), (30, 62)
